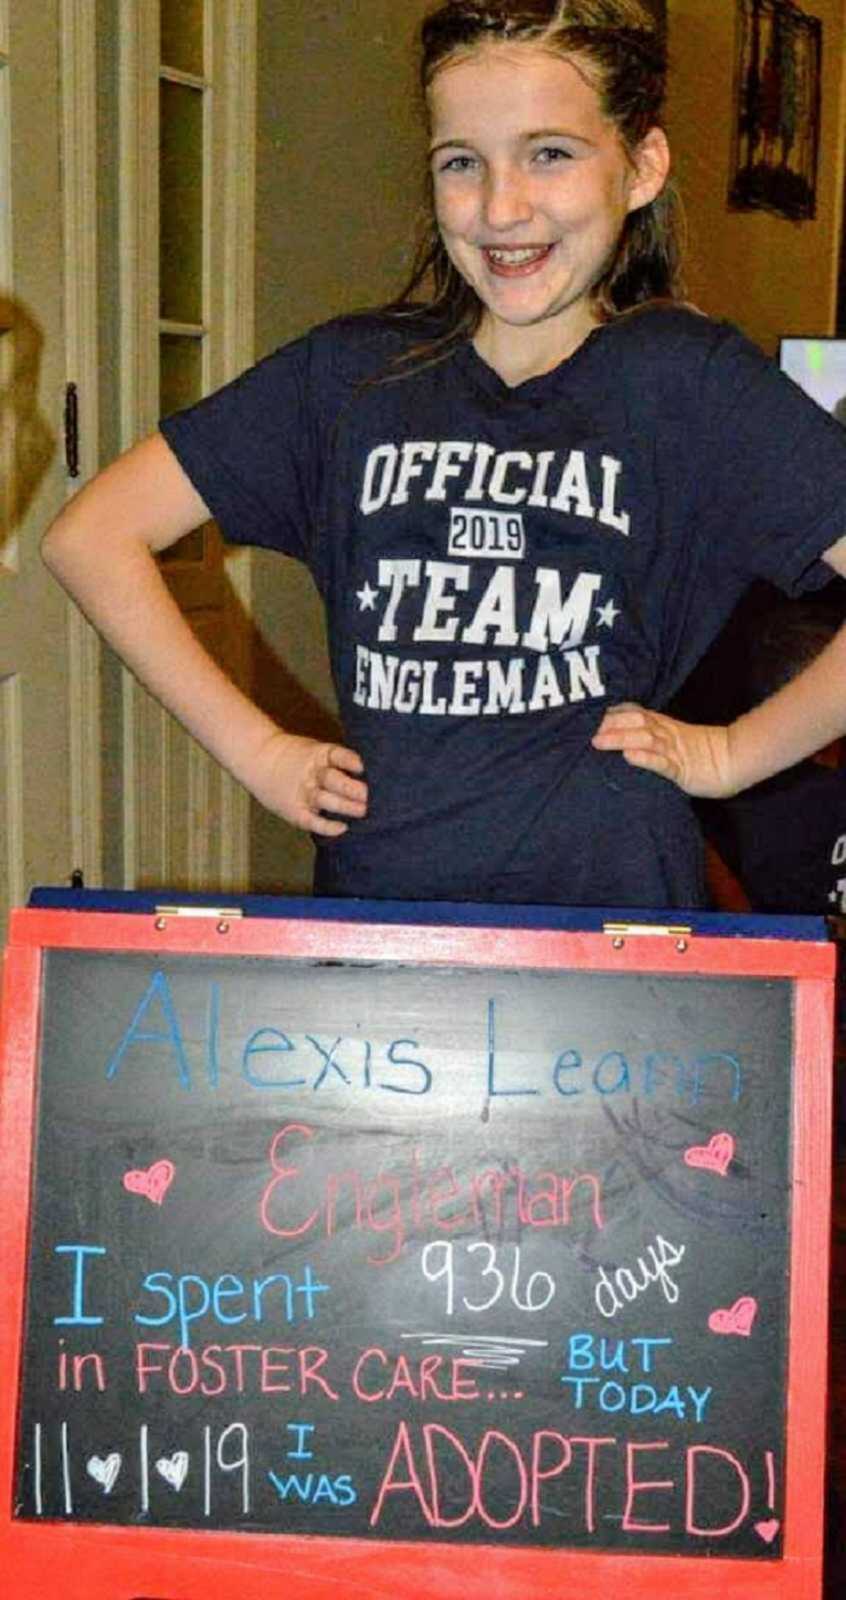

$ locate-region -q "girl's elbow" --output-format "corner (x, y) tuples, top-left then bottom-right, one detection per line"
(41, 513), (71, 575)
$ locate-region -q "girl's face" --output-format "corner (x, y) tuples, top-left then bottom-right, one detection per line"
(428, 43), (668, 373)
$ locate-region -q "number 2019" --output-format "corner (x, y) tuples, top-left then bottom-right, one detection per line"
(448, 509), (526, 559)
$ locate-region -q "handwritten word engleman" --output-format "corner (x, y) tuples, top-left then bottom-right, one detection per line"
(260, 1123), (605, 1266)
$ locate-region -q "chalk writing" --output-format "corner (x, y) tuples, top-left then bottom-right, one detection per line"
(14, 951), (793, 1558)
(593, 1236), (687, 1319)
(421, 1241), (556, 1316)
(100, 973), (747, 1111)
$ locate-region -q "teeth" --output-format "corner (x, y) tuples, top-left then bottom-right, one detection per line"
(486, 246), (550, 264)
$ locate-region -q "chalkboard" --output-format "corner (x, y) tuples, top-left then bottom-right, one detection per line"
(14, 944), (794, 1559)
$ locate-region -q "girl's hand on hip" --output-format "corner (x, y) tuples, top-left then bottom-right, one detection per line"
(245, 731), (368, 835)
(591, 703), (735, 798)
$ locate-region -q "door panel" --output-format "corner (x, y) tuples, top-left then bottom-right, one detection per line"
(117, 0), (252, 896)
(0, 0), (75, 940)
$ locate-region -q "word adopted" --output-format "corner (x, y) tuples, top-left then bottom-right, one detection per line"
(370, 1423), (769, 1539)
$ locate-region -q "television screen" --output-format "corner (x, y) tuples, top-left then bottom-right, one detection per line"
(779, 336), (846, 423)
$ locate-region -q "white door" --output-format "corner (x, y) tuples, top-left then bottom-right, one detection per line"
(0, 0), (78, 940)
(0, 0), (256, 943)
(115, 0), (255, 897)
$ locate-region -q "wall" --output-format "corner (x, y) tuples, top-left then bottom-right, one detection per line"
(249, 0), (432, 893)
(666, 0), (846, 353)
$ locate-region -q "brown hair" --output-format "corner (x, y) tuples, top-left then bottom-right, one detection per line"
(383, 0), (683, 368)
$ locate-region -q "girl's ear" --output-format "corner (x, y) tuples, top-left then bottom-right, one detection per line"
(626, 125), (671, 213)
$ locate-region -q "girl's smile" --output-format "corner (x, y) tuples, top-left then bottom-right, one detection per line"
(429, 44), (668, 382)
(483, 243), (557, 275)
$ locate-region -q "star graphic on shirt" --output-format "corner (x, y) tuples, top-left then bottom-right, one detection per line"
(596, 599), (621, 629)
(356, 581), (379, 612)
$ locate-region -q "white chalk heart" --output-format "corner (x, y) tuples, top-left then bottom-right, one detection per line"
(155, 1451), (189, 1492)
(87, 1453), (121, 1494)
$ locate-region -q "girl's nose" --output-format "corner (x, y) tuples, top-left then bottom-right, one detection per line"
(481, 169), (533, 231)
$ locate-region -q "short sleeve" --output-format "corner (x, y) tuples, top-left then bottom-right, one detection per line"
(698, 325), (846, 594)
(159, 332), (324, 565)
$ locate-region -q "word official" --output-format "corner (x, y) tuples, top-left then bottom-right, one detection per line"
(359, 441), (632, 536)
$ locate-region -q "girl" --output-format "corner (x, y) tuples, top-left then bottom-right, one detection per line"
(42, 0), (846, 908)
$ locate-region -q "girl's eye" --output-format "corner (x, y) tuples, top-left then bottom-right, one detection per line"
(534, 146), (573, 165)
(437, 153), (477, 174)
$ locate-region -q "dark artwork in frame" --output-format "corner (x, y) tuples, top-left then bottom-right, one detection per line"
(728, 0), (822, 222)
(642, 0), (667, 30)
(838, 207), (846, 335)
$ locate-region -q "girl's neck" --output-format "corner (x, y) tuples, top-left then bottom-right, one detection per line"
(473, 304), (601, 387)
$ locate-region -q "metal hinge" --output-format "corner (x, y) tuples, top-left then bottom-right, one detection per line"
(64, 382), (80, 478)
(603, 920), (693, 953)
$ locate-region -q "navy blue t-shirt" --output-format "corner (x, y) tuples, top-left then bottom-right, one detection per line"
(698, 762), (846, 916)
(159, 307), (846, 908)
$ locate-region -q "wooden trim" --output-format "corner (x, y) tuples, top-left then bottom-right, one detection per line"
(221, 0), (256, 381)
(160, 318), (206, 337)
(120, 666), (138, 889)
(159, 64), (208, 91)
(5, 908), (836, 976)
(119, 0), (161, 885)
(0, 675), (24, 911)
(119, 0), (160, 442)
(60, 0), (102, 886)
(187, 740), (212, 885)
(830, 8), (846, 332)
(0, 1), (17, 573)
(217, 0), (256, 888)
(117, 0), (254, 893)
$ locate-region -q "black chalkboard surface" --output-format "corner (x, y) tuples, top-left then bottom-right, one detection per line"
(15, 945), (793, 1558)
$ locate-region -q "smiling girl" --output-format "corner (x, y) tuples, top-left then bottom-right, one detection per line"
(41, 0), (846, 908)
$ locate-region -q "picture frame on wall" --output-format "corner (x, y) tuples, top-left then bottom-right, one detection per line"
(836, 152), (846, 334)
(642, 0), (667, 27)
(728, 0), (822, 222)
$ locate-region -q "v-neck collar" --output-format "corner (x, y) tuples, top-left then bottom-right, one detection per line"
(450, 321), (609, 406)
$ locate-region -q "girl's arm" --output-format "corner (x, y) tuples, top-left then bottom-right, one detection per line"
(591, 537), (846, 798)
(41, 433), (367, 833)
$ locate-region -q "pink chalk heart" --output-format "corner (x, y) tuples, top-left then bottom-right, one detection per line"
(123, 1159), (175, 1206)
(684, 1131), (735, 1178)
(754, 1519), (780, 1545)
(708, 1295), (758, 1337)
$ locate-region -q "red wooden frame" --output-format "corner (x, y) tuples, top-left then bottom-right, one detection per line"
(0, 906), (835, 1600)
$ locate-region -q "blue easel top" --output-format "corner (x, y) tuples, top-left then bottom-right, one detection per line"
(28, 886), (830, 943)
